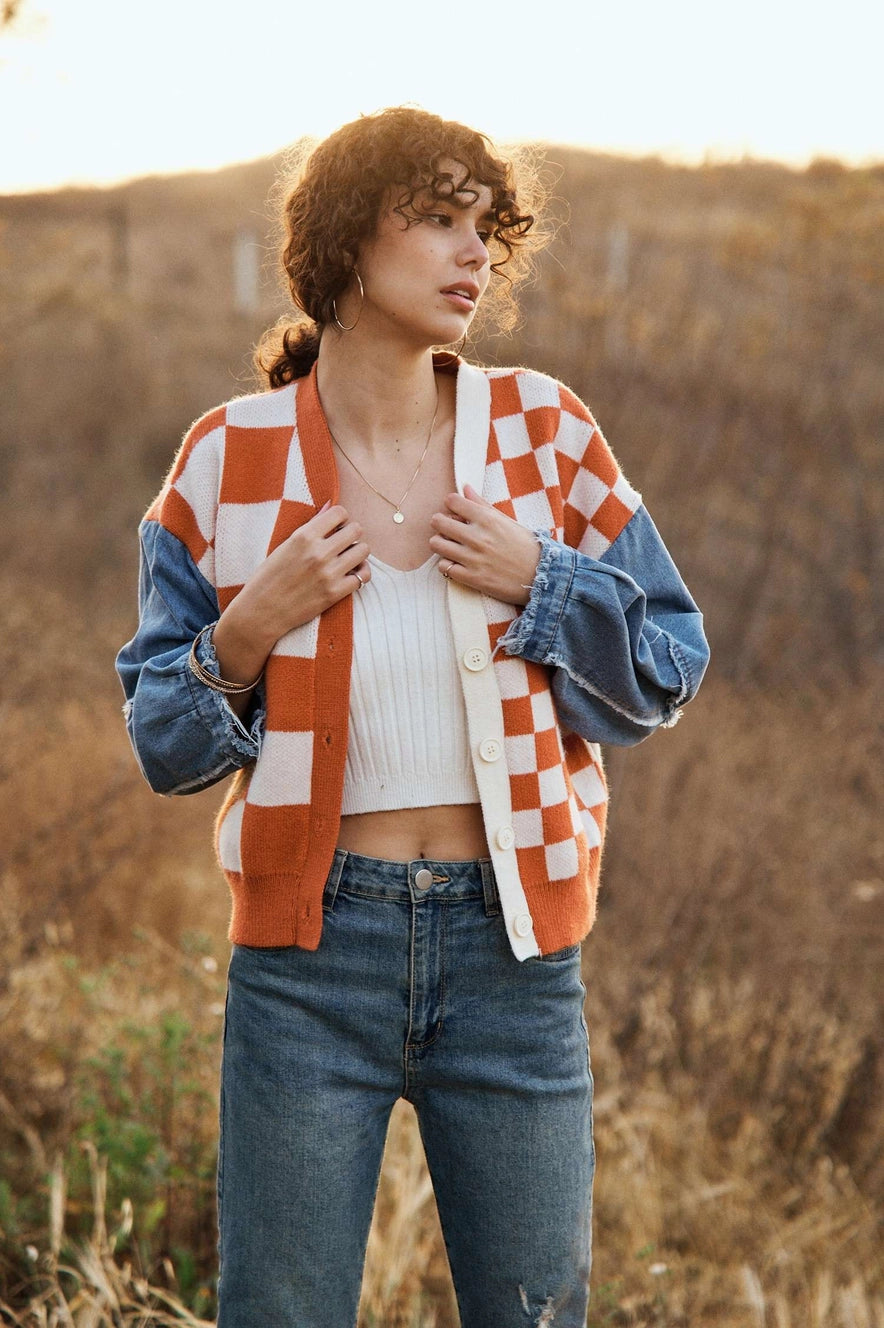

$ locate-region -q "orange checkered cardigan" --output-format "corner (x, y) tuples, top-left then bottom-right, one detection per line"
(146, 359), (643, 959)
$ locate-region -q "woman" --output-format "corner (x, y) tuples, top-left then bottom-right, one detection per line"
(117, 107), (709, 1328)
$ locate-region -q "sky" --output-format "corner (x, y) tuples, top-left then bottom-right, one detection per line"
(1, 0), (882, 194)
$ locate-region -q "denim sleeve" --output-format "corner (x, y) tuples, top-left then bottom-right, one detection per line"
(497, 507), (710, 746)
(115, 520), (265, 795)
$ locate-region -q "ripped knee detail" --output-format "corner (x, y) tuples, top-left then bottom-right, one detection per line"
(518, 1285), (558, 1326)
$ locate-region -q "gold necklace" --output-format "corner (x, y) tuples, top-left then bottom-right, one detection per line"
(329, 387), (439, 524)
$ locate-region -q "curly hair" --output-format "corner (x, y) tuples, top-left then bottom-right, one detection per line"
(256, 106), (550, 386)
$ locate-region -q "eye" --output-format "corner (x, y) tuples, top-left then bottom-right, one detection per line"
(426, 211), (453, 227)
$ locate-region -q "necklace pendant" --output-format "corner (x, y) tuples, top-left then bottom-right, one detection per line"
(392, 510), (405, 524)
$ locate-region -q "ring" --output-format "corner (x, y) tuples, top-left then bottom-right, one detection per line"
(351, 570), (365, 590)
(441, 560), (450, 579)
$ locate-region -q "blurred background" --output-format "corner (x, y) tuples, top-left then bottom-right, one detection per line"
(1, 1), (882, 1325)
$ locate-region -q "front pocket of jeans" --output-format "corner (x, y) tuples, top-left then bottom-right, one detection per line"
(533, 943), (581, 964)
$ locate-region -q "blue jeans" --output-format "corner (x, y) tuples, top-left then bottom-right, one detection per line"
(217, 850), (595, 1327)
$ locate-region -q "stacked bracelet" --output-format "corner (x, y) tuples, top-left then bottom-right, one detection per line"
(188, 624), (263, 696)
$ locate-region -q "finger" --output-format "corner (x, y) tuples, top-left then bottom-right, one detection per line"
(430, 512), (476, 545)
(310, 503), (351, 536)
(429, 532), (472, 565)
(463, 483), (490, 504)
(337, 540), (370, 572)
(324, 521), (364, 556)
(441, 491), (476, 521)
(341, 558), (371, 597)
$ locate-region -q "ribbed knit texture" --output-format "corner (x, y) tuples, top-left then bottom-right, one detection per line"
(342, 554), (480, 814)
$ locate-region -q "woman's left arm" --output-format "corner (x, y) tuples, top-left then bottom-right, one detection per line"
(497, 509), (710, 745)
(430, 481), (710, 748)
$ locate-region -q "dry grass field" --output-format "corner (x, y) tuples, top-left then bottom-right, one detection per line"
(0, 147), (882, 1325)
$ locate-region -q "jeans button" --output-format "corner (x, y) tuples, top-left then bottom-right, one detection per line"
(414, 868), (433, 891)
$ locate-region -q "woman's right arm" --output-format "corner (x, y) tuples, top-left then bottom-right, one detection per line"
(115, 520), (266, 795)
(116, 506), (371, 796)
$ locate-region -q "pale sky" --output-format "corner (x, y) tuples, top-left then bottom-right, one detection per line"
(1, 0), (882, 193)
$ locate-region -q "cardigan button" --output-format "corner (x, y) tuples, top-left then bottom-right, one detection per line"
(463, 647), (488, 672)
(414, 868), (433, 891)
(496, 825), (515, 850)
(514, 913), (533, 938)
(478, 737), (502, 763)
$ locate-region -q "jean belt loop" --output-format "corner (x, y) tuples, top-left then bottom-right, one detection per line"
(322, 848), (348, 914)
(480, 859), (501, 917)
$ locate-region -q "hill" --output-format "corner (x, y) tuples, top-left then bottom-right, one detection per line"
(0, 148), (881, 1324)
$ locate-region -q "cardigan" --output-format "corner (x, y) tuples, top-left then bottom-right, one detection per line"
(116, 357), (709, 960)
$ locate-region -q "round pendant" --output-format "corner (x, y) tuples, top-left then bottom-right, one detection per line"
(392, 511), (405, 524)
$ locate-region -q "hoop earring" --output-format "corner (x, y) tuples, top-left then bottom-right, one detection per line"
(332, 269), (364, 332)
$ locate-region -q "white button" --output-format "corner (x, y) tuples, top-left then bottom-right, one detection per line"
(496, 826), (515, 850)
(414, 868), (433, 891)
(514, 913), (533, 938)
(463, 647), (488, 672)
(478, 737), (502, 763)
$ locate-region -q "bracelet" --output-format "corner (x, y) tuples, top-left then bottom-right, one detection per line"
(188, 624), (264, 696)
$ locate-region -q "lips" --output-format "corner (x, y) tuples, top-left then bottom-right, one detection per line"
(441, 282), (480, 305)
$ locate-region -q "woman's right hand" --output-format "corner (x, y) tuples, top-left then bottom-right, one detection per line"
(211, 502), (370, 694)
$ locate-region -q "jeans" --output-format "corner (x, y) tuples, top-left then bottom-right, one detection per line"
(217, 850), (595, 1327)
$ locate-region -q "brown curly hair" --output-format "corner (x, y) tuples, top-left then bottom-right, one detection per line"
(256, 106), (549, 386)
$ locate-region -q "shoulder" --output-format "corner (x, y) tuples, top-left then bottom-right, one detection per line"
(471, 362), (641, 518)
(473, 363), (598, 432)
(471, 363), (609, 465)
(146, 382), (298, 518)
(183, 380), (299, 446)
(144, 382), (300, 544)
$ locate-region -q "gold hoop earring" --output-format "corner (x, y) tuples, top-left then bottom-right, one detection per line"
(332, 269), (364, 331)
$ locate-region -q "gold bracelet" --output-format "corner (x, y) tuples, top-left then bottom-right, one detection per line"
(188, 624), (264, 696)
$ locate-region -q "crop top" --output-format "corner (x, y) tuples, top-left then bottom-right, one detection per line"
(342, 552), (479, 814)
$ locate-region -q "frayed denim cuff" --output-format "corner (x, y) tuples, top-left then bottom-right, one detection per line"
(190, 623), (265, 759)
(497, 532), (575, 660)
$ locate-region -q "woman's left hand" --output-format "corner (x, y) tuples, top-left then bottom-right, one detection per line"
(429, 484), (542, 606)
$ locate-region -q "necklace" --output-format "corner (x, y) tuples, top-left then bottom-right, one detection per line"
(329, 387), (439, 524)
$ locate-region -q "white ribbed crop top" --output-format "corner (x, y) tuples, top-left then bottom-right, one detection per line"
(341, 553), (481, 815)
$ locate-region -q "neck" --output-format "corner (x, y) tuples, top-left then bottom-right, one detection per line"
(316, 325), (442, 457)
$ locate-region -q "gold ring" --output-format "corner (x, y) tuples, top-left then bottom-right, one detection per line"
(441, 561), (450, 579)
(352, 570), (365, 589)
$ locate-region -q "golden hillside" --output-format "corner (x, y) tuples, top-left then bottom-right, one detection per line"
(0, 148), (881, 1325)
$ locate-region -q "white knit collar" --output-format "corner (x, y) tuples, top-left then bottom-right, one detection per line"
(453, 360), (492, 496)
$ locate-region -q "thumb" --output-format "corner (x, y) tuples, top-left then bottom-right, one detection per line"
(463, 483), (487, 504)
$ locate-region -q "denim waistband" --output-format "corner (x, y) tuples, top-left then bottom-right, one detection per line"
(323, 848), (500, 915)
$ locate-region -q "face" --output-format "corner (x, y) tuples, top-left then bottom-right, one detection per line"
(354, 161), (495, 351)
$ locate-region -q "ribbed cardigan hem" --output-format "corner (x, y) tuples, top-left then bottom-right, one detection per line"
(224, 870), (327, 950)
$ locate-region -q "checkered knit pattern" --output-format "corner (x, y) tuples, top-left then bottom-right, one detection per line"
(146, 362), (641, 953)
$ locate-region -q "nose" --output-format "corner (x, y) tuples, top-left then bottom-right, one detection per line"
(460, 228), (490, 270)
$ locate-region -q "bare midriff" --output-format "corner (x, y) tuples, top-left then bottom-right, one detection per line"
(337, 802), (489, 861)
